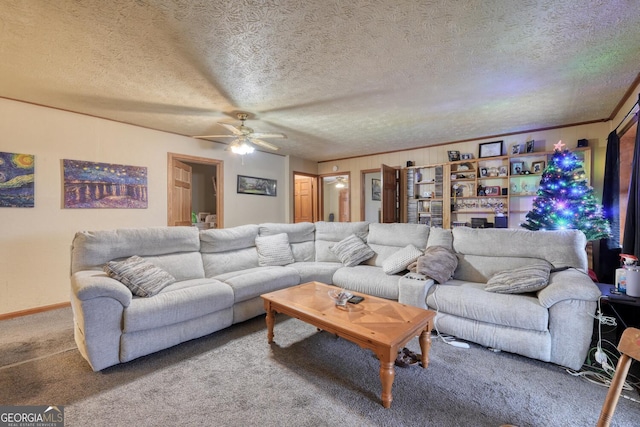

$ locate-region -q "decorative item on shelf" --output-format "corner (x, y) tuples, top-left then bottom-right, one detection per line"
(471, 218), (488, 228)
(479, 140), (503, 158)
(499, 166), (508, 176)
(488, 167), (499, 177)
(495, 216), (508, 228)
(511, 182), (519, 194)
(406, 161), (414, 167)
(461, 153), (473, 160)
(484, 186), (500, 196)
(525, 140), (535, 153)
(511, 143), (521, 155)
(577, 138), (589, 148)
(532, 161), (545, 174)
(448, 150), (461, 162)
(511, 162), (523, 175)
(494, 202), (505, 216)
(480, 167), (488, 177)
(457, 163), (472, 171)
(477, 184), (485, 196)
(520, 141), (610, 241)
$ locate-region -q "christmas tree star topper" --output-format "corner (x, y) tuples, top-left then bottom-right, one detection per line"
(553, 140), (565, 151)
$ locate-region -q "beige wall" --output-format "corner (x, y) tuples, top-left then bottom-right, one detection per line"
(0, 98), (299, 315)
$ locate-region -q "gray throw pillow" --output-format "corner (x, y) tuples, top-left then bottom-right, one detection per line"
(382, 244), (423, 275)
(416, 246), (458, 284)
(485, 264), (551, 294)
(255, 233), (295, 266)
(103, 255), (175, 297)
(330, 234), (375, 267)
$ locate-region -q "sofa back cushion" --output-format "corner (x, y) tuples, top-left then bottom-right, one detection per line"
(71, 227), (203, 280)
(451, 227), (587, 283)
(259, 222), (315, 262)
(200, 224), (260, 276)
(314, 221), (369, 262)
(366, 223), (430, 266)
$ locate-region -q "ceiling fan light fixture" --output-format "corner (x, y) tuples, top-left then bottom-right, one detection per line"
(230, 139), (255, 155)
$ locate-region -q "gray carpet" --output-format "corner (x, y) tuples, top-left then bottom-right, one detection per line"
(1, 307), (639, 426)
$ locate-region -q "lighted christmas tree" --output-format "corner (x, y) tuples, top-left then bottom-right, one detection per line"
(521, 141), (611, 241)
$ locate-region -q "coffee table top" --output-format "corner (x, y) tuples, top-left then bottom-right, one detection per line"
(261, 281), (435, 348)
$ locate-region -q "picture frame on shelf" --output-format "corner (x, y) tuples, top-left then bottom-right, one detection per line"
(479, 140), (503, 158)
(461, 153), (473, 160)
(525, 140), (535, 153)
(511, 143), (521, 155)
(532, 161), (545, 174)
(499, 166), (508, 176)
(511, 162), (523, 175)
(479, 167), (489, 177)
(484, 186), (501, 196)
(447, 150), (461, 162)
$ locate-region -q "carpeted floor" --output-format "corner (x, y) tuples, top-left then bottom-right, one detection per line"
(1, 307), (639, 426)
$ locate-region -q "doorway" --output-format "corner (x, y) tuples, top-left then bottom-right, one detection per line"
(167, 153), (224, 228)
(361, 168), (381, 223)
(293, 173), (319, 223)
(320, 173), (350, 222)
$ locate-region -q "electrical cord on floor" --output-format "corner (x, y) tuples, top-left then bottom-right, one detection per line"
(565, 296), (640, 404)
(430, 284), (470, 349)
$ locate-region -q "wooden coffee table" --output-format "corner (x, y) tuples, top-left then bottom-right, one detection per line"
(261, 281), (436, 408)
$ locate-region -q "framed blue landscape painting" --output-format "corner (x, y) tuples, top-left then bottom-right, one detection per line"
(0, 152), (35, 208)
(63, 159), (147, 208)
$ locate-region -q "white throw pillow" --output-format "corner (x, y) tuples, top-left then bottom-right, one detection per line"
(103, 255), (175, 297)
(255, 233), (295, 266)
(382, 244), (423, 275)
(485, 264), (551, 294)
(330, 234), (375, 267)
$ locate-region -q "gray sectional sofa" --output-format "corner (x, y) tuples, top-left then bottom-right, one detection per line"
(70, 221), (600, 371)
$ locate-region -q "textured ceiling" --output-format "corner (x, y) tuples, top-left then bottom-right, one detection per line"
(1, 0), (639, 162)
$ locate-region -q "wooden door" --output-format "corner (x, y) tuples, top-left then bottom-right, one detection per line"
(171, 159), (192, 226)
(339, 189), (350, 222)
(381, 163), (398, 223)
(295, 176), (314, 223)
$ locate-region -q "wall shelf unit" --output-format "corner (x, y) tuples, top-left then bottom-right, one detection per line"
(402, 146), (591, 229)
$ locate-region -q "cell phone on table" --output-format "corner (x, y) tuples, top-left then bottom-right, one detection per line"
(348, 295), (364, 304)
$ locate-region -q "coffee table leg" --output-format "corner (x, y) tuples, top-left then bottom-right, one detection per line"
(265, 304), (275, 344)
(419, 326), (432, 368)
(379, 352), (396, 408)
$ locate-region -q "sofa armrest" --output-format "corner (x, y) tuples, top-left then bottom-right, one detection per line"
(398, 273), (435, 309)
(537, 268), (600, 308)
(71, 270), (132, 307)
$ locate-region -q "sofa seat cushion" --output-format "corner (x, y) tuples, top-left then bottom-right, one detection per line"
(214, 266), (300, 303)
(426, 280), (549, 332)
(287, 261), (342, 285)
(123, 278), (234, 333)
(332, 265), (401, 300)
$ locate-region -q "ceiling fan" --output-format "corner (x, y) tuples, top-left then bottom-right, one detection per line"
(329, 176), (349, 188)
(194, 113), (286, 154)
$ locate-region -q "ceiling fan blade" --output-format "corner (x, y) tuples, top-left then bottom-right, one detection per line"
(193, 134), (237, 139)
(251, 132), (287, 139)
(251, 138), (279, 151)
(218, 122), (243, 135)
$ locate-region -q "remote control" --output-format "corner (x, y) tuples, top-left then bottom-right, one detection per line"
(348, 295), (364, 304)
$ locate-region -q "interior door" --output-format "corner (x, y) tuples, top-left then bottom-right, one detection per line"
(294, 175), (315, 223)
(339, 189), (350, 222)
(171, 159), (192, 226)
(381, 163), (398, 223)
